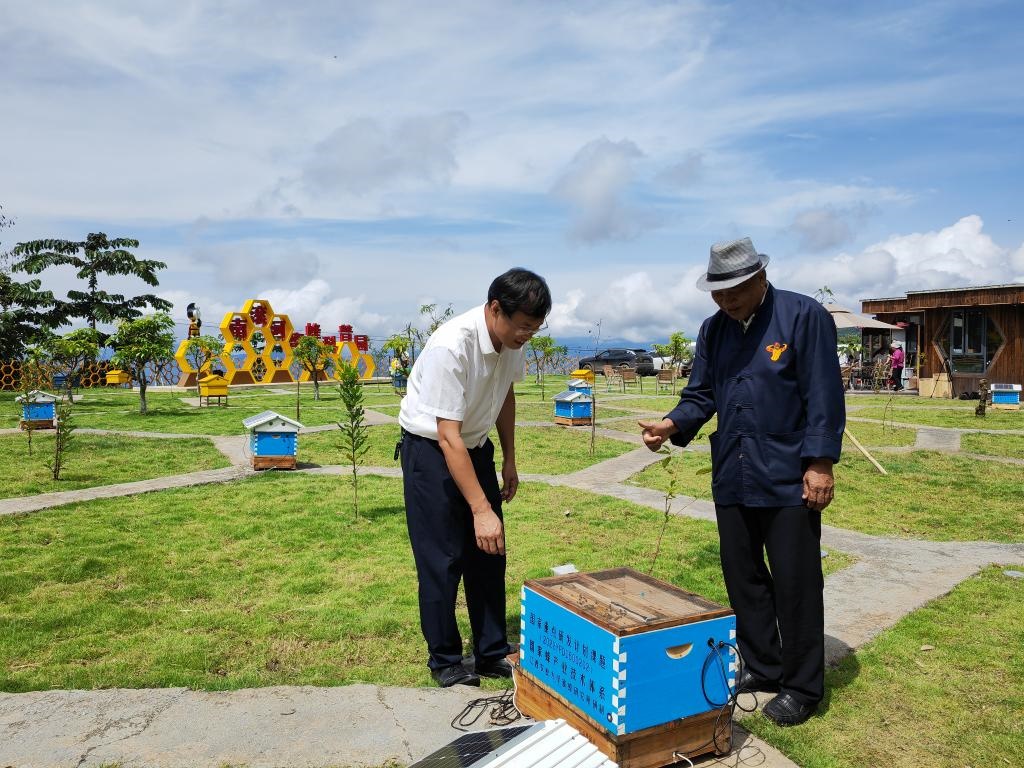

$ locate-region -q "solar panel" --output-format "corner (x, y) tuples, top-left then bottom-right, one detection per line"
(409, 726), (532, 767)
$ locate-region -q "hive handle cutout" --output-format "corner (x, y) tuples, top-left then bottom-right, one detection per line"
(665, 643), (693, 659)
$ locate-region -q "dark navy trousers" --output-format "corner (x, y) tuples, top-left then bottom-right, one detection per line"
(715, 504), (825, 706)
(401, 431), (511, 671)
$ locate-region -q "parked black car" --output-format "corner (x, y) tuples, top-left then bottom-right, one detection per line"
(578, 348), (655, 376)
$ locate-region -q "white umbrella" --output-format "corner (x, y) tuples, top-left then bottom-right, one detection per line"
(824, 303), (901, 330)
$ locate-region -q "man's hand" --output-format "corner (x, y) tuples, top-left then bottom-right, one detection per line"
(802, 459), (835, 511)
(639, 418), (678, 452)
(472, 504), (505, 555)
(500, 459), (519, 502)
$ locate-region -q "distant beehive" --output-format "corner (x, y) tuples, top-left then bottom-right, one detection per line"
(16, 390), (58, 430)
(553, 389), (593, 426)
(242, 410), (303, 470)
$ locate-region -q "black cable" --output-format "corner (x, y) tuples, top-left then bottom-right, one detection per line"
(450, 687), (521, 732)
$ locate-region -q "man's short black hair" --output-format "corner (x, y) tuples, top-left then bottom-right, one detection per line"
(488, 268), (551, 319)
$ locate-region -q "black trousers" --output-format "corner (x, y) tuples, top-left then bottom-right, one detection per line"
(401, 432), (511, 671)
(715, 504), (824, 705)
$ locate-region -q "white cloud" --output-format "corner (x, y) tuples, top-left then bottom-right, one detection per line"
(778, 215), (1022, 305)
(552, 137), (655, 243)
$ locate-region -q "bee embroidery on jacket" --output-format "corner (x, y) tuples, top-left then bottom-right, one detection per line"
(765, 342), (788, 362)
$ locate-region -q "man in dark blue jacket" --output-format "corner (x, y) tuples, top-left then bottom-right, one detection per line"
(640, 237), (845, 727)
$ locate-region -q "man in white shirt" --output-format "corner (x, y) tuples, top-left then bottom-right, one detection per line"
(398, 268), (551, 687)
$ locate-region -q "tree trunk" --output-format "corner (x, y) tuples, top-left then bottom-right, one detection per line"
(313, 372), (321, 401)
(139, 372), (148, 415)
(296, 377), (301, 421)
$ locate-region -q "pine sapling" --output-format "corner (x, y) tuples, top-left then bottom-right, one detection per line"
(46, 396), (76, 481)
(337, 363), (370, 517)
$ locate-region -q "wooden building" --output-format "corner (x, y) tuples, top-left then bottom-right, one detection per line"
(861, 284), (1024, 394)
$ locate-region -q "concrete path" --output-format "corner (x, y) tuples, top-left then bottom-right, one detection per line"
(3, 417), (1024, 766)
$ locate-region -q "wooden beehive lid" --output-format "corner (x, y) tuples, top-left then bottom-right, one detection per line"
(199, 373), (228, 384)
(524, 567), (732, 636)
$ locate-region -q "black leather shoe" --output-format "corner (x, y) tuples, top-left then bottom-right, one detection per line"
(475, 657), (514, 679)
(736, 668), (781, 694)
(431, 665), (481, 688)
(762, 693), (817, 726)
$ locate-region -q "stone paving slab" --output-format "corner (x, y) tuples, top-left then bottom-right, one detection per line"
(0, 684), (494, 768)
(913, 427), (961, 451)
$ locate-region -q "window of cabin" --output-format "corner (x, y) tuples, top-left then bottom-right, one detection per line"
(937, 310), (1004, 373)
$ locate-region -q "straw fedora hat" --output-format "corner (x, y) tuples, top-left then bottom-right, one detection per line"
(696, 237), (770, 291)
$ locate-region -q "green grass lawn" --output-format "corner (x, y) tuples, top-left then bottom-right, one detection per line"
(299, 424), (635, 475)
(852, 405), (1024, 430)
(960, 432), (1024, 459)
(0, 476), (744, 692)
(0, 433), (230, 499)
(629, 448), (1024, 542)
(843, 421), (916, 447)
(743, 566), (1024, 768)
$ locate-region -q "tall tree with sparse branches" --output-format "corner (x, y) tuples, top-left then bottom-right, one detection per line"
(110, 313), (176, 414)
(12, 232), (171, 330)
(293, 335), (333, 401)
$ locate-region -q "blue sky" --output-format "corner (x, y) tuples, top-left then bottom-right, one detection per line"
(2, 0), (1022, 346)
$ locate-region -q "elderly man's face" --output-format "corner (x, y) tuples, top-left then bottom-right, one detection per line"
(711, 271), (768, 322)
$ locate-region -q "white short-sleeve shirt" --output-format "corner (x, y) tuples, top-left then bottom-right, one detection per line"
(399, 304), (526, 447)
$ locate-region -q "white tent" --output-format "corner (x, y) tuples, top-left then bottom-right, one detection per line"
(824, 303), (901, 330)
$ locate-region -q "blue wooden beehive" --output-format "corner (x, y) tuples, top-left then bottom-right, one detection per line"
(520, 568), (736, 736)
(553, 390), (593, 424)
(15, 390), (58, 426)
(242, 410), (303, 469)
(991, 383), (1021, 407)
(568, 378), (593, 396)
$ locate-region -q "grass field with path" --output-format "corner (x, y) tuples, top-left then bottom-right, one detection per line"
(0, 433), (230, 499)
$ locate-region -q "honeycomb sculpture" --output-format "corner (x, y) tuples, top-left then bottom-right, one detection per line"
(174, 298), (373, 387)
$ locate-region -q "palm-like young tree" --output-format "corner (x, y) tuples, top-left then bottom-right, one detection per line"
(12, 232), (171, 330)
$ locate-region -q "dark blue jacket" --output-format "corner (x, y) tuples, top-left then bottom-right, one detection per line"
(666, 284), (845, 508)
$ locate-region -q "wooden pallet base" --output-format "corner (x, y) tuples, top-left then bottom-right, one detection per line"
(512, 665), (731, 768)
(252, 456), (296, 470)
(991, 403), (1020, 410)
(554, 416), (594, 426)
(20, 420), (55, 430)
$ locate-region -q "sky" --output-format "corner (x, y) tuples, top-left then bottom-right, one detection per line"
(2, 0), (1023, 349)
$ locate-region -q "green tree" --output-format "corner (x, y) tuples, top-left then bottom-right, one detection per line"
(0, 271), (58, 359)
(653, 331), (692, 372)
(337, 362), (370, 517)
(184, 334), (224, 396)
(293, 335), (333, 401)
(1, 206), (58, 358)
(109, 313), (176, 414)
(42, 328), (100, 402)
(46, 396), (76, 481)
(382, 333), (412, 372)
(527, 334), (568, 400)
(12, 232), (171, 330)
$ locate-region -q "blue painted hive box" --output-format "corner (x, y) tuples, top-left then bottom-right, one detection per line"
(520, 567), (736, 737)
(15, 390), (58, 422)
(242, 410), (303, 469)
(553, 390), (593, 419)
(567, 378), (593, 396)
(991, 383), (1021, 406)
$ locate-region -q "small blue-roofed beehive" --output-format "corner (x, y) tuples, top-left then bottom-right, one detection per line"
(520, 568), (737, 738)
(991, 383), (1021, 409)
(567, 378), (593, 396)
(242, 410), (303, 470)
(554, 389), (593, 426)
(15, 390), (58, 430)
